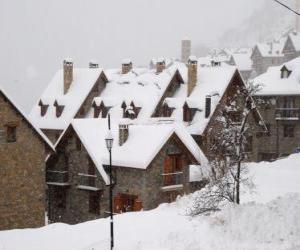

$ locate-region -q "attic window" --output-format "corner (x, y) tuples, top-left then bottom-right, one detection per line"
(38, 100), (49, 117)
(280, 66), (291, 79)
(122, 102), (141, 119)
(162, 104), (173, 117)
(54, 101), (65, 118)
(5, 123), (17, 143)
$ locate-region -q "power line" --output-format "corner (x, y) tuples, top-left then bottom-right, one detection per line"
(272, 0), (300, 16)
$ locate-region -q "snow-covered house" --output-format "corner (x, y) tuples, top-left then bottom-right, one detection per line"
(252, 56), (300, 161)
(46, 118), (208, 224)
(153, 57), (266, 163)
(29, 59), (108, 143)
(251, 39), (286, 76)
(0, 85), (54, 230)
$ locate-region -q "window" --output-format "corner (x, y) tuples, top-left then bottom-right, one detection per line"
(93, 106), (101, 118)
(88, 158), (96, 187)
(6, 125), (17, 143)
(89, 191), (100, 214)
(183, 105), (191, 122)
(284, 125), (294, 137)
(163, 154), (183, 186)
(244, 136), (253, 152)
(76, 137), (81, 151)
(54, 187), (67, 209)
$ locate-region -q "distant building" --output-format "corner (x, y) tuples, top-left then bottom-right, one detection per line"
(252, 57), (300, 161)
(0, 86), (54, 230)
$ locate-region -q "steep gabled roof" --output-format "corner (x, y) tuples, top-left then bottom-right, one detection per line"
(162, 62), (238, 135)
(288, 32), (300, 52)
(29, 67), (105, 130)
(88, 66), (180, 121)
(70, 118), (208, 184)
(252, 39), (285, 58)
(253, 56), (300, 96)
(0, 85), (55, 151)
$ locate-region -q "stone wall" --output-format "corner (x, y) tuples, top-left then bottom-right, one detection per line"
(253, 95), (300, 161)
(47, 130), (201, 224)
(0, 92), (47, 230)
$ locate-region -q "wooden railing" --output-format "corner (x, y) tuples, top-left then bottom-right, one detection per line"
(275, 108), (300, 120)
(162, 172), (183, 186)
(46, 170), (69, 184)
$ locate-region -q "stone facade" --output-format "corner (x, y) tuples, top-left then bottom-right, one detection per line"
(253, 95), (300, 161)
(47, 128), (203, 224)
(200, 71), (264, 164)
(282, 36), (300, 62)
(251, 46), (285, 77)
(0, 91), (49, 230)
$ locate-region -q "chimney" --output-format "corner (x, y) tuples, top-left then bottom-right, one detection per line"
(119, 124), (129, 146)
(89, 60), (99, 68)
(296, 0), (300, 32)
(205, 95), (211, 118)
(187, 55), (197, 96)
(122, 59), (132, 74)
(181, 39), (191, 63)
(63, 59), (73, 95)
(156, 58), (166, 74)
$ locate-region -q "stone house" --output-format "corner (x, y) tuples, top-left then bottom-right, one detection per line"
(227, 51), (253, 82)
(251, 40), (286, 77)
(152, 57), (266, 163)
(46, 119), (208, 224)
(0, 86), (54, 230)
(29, 59), (108, 143)
(252, 57), (300, 161)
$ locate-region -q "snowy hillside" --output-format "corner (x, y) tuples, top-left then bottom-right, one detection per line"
(1, 154), (300, 250)
(219, 0), (295, 47)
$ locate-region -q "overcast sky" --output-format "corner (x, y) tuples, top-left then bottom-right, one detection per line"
(0, 0), (266, 111)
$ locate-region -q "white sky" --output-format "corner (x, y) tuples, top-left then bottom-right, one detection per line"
(0, 0), (265, 111)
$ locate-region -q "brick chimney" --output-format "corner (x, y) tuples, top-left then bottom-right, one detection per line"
(119, 124), (129, 146)
(63, 59), (73, 94)
(181, 39), (191, 63)
(89, 60), (99, 68)
(187, 55), (197, 96)
(156, 58), (166, 74)
(122, 59), (132, 74)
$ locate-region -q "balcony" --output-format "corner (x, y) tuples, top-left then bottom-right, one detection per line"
(76, 173), (101, 191)
(275, 108), (300, 120)
(46, 170), (70, 186)
(161, 172), (183, 191)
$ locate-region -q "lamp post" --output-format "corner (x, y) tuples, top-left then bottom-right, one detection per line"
(105, 114), (114, 250)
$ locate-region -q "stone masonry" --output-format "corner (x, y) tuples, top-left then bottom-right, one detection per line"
(0, 91), (49, 230)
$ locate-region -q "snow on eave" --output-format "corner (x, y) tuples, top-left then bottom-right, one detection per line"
(0, 85), (55, 152)
(70, 122), (110, 185)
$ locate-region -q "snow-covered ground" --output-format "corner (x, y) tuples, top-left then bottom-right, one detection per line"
(1, 155), (300, 250)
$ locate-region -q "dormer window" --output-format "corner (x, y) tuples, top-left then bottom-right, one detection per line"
(162, 103), (173, 117)
(38, 100), (49, 117)
(92, 102), (101, 118)
(122, 101), (141, 119)
(54, 101), (65, 118)
(280, 65), (291, 79)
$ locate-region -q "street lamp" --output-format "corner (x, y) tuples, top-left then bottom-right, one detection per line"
(105, 114), (114, 250)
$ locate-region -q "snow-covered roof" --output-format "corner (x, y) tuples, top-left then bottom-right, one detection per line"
(255, 40), (285, 57)
(0, 84), (55, 151)
(230, 53), (252, 71)
(164, 62), (238, 135)
(253, 57), (300, 96)
(88, 67), (179, 121)
(71, 118), (208, 184)
(29, 68), (103, 130)
(288, 32), (300, 51)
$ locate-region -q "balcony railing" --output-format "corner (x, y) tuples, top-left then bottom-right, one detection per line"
(46, 170), (69, 186)
(275, 108), (300, 120)
(77, 173), (101, 191)
(162, 172), (183, 187)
